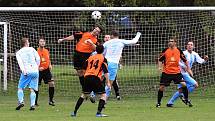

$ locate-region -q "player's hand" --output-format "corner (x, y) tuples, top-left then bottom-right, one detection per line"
(137, 32), (142, 36)
(187, 68), (193, 77)
(39, 67), (44, 71)
(204, 55), (209, 61)
(58, 39), (64, 43)
(85, 39), (93, 44)
(22, 70), (27, 75)
(49, 65), (52, 70)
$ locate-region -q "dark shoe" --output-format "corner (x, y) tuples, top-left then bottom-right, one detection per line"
(16, 102), (24, 110)
(29, 106), (35, 111)
(116, 96), (121, 100)
(49, 101), (55, 106)
(89, 96), (96, 103)
(179, 95), (187, 105)
(185, 100), (193, 107)
(156, 103), (161, 108)
(166, 104), (174, 107)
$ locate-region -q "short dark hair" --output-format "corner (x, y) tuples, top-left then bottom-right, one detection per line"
(95, 24), (104, 33)
(111, 30), (119, 37)
(96, 45), (104, 54)
(169, 36), (177, 42)
(186, 40), (194, 45)
(21, 37), (29, 47)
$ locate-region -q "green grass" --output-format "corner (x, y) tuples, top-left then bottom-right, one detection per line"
(0, 95), (215, 121)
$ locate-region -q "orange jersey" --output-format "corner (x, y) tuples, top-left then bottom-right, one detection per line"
(37, 48), (50, 70)
(75, 32), (98, 53)
(84, 54), (108, 80)
(159, 47), (187, 74)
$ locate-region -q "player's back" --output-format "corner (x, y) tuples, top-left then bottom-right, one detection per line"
(84, 54), (106, 79)
(103, 39), (124, 63)
(16, 47), (40, 73)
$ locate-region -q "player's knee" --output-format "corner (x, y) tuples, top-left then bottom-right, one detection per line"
(159, 85), (165, 91)
(180, 82), (186, 87)
(48, 81), (55, 87)
(178, 88), (183, 93)
(195, 83), (199, 88)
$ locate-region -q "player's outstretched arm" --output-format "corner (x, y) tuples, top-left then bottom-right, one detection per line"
(122, 32), (142, 45)
(58, 35), (74, 43)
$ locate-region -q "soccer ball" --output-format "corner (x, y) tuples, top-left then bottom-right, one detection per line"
(91, 11), (101, 20)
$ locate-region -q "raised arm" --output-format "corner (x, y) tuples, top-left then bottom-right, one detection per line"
(121, 32), (141, 45)
(195, 53), (208, 64)
(58, 35), (74, 43)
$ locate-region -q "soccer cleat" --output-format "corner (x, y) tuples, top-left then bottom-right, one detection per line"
(96, 113), (108, 117)
(29, 106), (35, 111)
(15, 102), (24, 110)
(116, 96), (121, 100)
(185, 100), (193, 107)
(71, 112), (76, 117)
(166, 104), (174, 107)
(89, 96), (96, 103)
(49, 101), (55, 106)
(179, 95), (187, 105)
(156, 103), (161, 108)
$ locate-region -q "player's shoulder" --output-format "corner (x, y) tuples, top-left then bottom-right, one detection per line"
(161, 47), (168, 53)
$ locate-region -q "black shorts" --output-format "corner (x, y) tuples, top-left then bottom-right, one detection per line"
(39, 68), (53, 85)
(160, 72), (184, 86)
(73, 50), (91, 70)
(82, 75), (105, 94)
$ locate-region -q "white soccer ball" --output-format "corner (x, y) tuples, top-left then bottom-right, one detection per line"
(91, 11), (101, 20)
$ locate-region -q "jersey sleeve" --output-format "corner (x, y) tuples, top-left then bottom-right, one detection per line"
(16, 51), (25, 72)
(102, 58), (108, 74)
(158, 48), (167, 62)
(83, 60), (88, 70)
(195, 53), (205, 64)
(121, 32), (141, 45)
(179, 48), (187, 63)
(33, 48), (40, 66)
(73, 31), (83, 40)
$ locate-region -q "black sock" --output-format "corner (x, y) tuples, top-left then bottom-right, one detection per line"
(182, 86), (188, 100)
(112, 79), (120, 97)
(35, 90), (39, 104)
(157, 90), (163, 104)
(79, 76), (84, 87)
(74, 97), (84, 114)
(97, 99), (106, 114)
(49, 87), (55, 102)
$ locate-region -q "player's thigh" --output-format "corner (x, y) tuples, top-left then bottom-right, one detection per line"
(29, 72), (39, 91)
(73, 51), (90, 70)
(183, 73), (197, 86)
(43, 69), (53, 84)
(18, 74), (31, 89)
(107, 62), (119, 81)
(93, 78), (105, 94)
(160, 72), (172, 86)
(172, 73), (184, 84)
(82, 76), (94, 94)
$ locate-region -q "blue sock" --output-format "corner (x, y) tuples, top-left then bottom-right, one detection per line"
(168, 91), (181, 104)
(17, 89), (24, 103)
(105, 85), (111, 97)
(30, 91), (36, 106)
(188, 86), (195, 93)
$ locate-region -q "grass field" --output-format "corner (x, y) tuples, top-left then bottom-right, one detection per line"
(0, 95), (215, 121)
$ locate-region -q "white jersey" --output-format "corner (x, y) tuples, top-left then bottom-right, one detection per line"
(179, 50), (205, 74)
(16, 47), (40, 74)
(103, 32), (141, 64)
